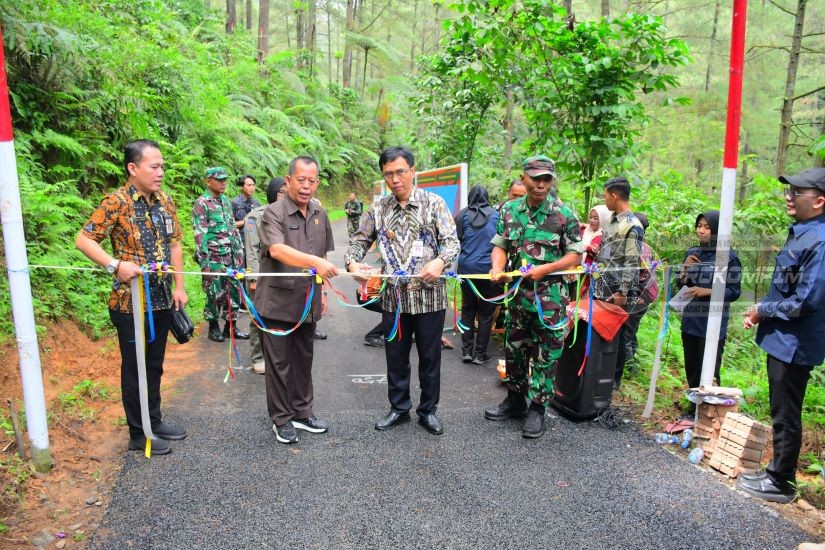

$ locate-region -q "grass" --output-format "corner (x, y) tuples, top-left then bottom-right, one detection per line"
(56, 380), (116, 422)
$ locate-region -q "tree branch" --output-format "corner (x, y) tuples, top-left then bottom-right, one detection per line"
(358, 1), (392, 33)
(791, 85), (825, 102)
(767, 0), (795, 17)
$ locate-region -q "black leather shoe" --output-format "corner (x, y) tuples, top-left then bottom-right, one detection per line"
(314, 330), (327, 340)
(484, 392), (528, 421)
(153, 422), (187, 441)
(740, 471), (768, 481)
(208, 324), (225, 342)
(128, 436), (171, 455)
(375, 411), (410, 431)
(418, 413), (444, 435)
(522, 405), (546, 439)
(364, 336), (384, 347)
(737, 475), (796, 504)
(462, 353), (474, 363)
(472, 354), (490, 365)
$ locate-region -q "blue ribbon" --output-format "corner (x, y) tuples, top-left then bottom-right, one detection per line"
(139, 269), (155, 343)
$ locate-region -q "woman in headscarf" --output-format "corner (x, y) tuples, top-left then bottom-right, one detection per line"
(677, 209), (742, 416)
(455, 185), (500, 365)
(581, 204), (611, 267)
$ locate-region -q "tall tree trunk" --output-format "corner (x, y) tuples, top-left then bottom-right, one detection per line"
(327, 0), (333, 84)
(296, 5), (305, 51)
(246, 0), (252, 30)
(342, 0), (355, 87)
(739, 141), (750, 202)
(307, 0), (317, 76)
(705, 0), (720, 92)
(285, 13), (291, 48)
(816, 115), (825, 168)
(433, 3), (441, 50)
(563, 0), (573, 15)
(226, 0), (237, 33)
(776, 0), (808, 177)
(601, 0), (609, 18)
(409, 0), (419, 72)
(257, 0), (270, 64)
(503, 89), (515, 170)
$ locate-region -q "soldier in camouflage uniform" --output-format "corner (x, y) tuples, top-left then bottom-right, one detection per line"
(484, 155), (583, 439)
(193, 167), (250, 343)
(344, 192), (363, 237)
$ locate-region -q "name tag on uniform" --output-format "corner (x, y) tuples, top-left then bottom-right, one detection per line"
(289, 225), (299, 230)
(164, 216), (174, 235)
(412, 240), (424, 258)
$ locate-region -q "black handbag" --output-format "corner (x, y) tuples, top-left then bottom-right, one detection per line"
(169, 307), (195, 344)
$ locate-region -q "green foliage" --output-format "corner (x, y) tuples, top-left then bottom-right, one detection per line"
(0, 452), (31, 515)
(0, 0), (390, 340)
(413, 0), (689, 203)
(56, 380), (115, 421)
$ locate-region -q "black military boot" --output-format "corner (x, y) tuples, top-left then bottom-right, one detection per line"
(484, 390), (528, 421)
(521, 402), (546, 439)
(208, 321), (224, 342)
(223, 323), (250, 340)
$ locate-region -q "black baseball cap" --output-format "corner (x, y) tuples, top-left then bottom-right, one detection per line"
(779, 168), (825, 193)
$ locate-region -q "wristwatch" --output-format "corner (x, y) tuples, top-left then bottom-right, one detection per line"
(106, 259), (121, 275)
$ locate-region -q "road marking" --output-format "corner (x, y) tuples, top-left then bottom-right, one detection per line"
(348, 374), (387, 384)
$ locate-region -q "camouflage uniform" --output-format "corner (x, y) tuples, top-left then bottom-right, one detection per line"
(344, 198), (363, 237)
(192, 190), (244, 322)
(491, 196), (583, 404)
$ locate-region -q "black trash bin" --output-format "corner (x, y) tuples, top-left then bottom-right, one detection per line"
(549, 319), (618, 420)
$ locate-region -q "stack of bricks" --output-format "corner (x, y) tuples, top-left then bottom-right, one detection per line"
(707, 412), (770, 478)
(693, 402), (739, 457)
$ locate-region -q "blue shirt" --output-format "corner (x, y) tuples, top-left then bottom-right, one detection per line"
(756, 213), (825, 366)
(456, 209), (499, 275)
(679, 247), (742, 340)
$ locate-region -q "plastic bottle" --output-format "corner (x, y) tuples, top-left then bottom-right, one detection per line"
(654, 433), (679, 445)
(680, 428), (693, 449)
(688, 447), (704, 464)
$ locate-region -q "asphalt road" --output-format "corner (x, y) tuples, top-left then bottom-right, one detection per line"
(90, 219), (808, 549)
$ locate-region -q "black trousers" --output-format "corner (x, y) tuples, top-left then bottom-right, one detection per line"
(682, 332), (725, 388)
(767, 355), (814, 487)
(365, 321), (383, 339)
(614, 309), (645, 384)
(110, 308), (172, 439)
(459, 279), (497, 358)
(357, 290), (383, 340)
(382, 309), (445, 416)
(261, 318), (316, 426)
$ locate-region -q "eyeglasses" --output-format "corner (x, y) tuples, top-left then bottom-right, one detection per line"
(382, 168), (411, 181)
(293, 177), (320, 186)
(783, 186), (817, 198)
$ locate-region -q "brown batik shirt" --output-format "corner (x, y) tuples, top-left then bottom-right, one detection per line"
(81, 184), (182, 312)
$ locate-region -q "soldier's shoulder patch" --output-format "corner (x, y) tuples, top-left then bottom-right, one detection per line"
(245, 218), (256, 231)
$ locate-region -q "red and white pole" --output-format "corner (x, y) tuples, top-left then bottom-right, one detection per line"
(0, 24), (52, 471)
(699, 0), (748, 388)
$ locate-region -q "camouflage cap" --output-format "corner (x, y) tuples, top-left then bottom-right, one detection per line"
(205, 167), (228, 180)
(523, 155), (556, 178)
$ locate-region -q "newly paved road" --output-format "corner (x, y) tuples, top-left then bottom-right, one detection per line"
(90, 220), (807, 549)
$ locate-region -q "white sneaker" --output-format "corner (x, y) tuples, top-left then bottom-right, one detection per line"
(252, 361), (265, 374)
